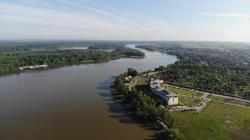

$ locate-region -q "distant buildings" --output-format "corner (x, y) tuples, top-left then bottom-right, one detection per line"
(150, 79), (178, 105)
(19, 64), (48, 70)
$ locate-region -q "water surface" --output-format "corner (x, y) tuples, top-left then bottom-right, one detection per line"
(0, 44), (177, 140)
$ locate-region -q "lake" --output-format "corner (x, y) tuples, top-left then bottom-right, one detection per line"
(0, 44), (177, 140)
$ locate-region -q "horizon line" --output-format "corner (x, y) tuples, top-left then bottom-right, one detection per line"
(0, 39), (250, 44)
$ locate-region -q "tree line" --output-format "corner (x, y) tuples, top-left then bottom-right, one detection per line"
(0, 46), (145, 76)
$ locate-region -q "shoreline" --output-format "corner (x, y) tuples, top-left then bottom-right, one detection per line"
(111, 72), (185, 139)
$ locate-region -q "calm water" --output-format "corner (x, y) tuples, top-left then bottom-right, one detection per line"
(0, 44), (177, 140)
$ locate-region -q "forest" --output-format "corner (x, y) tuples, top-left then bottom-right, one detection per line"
(0, 41), (144, 76)
(136, 43), (250, 98)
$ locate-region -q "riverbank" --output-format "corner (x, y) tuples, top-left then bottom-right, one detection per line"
(112, 69), (186, 140)
(0, 44), (178, 140)
(0, 45), (145, 76)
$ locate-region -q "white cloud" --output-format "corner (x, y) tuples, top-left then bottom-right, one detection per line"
(1, 1), (250, 42)
(56, 0), (130, 23)
(0, 2), (171, 40)
(198, 12), (250, 19)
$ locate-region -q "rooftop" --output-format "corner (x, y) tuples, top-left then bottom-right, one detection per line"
(150, 79), (178, 98)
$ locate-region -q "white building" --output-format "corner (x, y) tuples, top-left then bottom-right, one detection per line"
(19, 64), (48, 70)
(150, 79), (178, 105)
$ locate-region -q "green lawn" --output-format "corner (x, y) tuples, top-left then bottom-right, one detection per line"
(164, 84), (202, 97)
(179, 96), (201, 106)
(136, 76), (148, 85)
(171, 103), (250, 140)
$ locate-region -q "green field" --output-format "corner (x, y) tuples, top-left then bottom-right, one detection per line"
(164, 84), (202, 97)
(179, 96), (201, 106)
(136, 76), (149, 85)
(171, 103), (250, 140)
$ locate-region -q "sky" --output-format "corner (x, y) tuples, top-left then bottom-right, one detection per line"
(0, 0), (250, 42)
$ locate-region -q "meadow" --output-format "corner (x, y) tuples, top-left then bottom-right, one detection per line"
(171, 103), (250, 140)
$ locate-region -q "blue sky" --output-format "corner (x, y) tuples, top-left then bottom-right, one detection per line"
(0, 0), (250, 42)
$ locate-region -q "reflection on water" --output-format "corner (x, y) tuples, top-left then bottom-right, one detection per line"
(0, 44), (177, 140)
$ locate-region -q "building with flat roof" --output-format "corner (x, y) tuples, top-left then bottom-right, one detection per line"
(150, 79), (178, 105)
